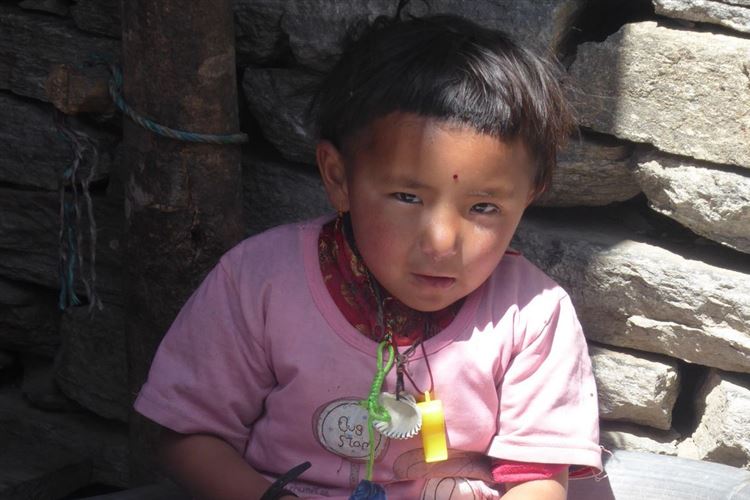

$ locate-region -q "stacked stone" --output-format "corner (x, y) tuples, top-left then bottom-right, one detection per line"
(0, 3), (128, 497)
(0, 1), (749, 496)
(563, 3), (750, 467)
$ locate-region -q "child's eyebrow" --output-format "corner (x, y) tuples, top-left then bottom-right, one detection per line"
(384, 175), (430, 190)
(467, 190), (500, 197)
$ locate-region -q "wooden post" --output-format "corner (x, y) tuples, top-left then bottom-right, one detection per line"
(120, 1), (244, 484)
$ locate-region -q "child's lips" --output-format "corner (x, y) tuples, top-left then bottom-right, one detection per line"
(412, 273), (456, 289)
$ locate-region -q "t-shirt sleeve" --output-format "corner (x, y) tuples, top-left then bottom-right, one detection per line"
(133, 257), (275, 453)
(487, 293), (602, 473)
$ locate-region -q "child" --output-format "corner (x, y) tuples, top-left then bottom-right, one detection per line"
(134, 14), (602, 500)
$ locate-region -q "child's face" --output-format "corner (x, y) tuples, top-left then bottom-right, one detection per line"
(318, 112), (536, 312)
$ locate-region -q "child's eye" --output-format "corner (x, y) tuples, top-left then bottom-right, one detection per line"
(471, 203), (500, 215)
(392, 192), (422, 204)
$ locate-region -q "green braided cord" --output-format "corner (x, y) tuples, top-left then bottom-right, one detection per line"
(108, 65), (248, 144)
(362, 340), (395, 481)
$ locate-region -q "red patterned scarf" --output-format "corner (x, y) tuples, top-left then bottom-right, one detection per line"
(318, 214), (461, 346)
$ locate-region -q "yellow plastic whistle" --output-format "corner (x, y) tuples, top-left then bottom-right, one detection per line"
(417, 391), (448, 463)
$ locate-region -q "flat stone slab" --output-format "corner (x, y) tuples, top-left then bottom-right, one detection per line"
(691, 370), (750, 468)
(70, 0), (121, 38)
(242, 68), (318, 165)
(536, 135), (640, 207)
(600, 422), (681, 455)
(0, 285), (60, 358)
(635, 151), (750, 254)
(0, 430), (91, 500)
(513, 211), (750, 373)
(0, 387), (129, 488)
(0, 188), (123, 304)
(654, 0), (750, 34)
(243, 155), (331, 236)
(569, 21), (750, 169)
(57, 302), (130, 422)
(0, 5), (118, 102)
(590, 344), (680, 430)
(0, 93), (116, 190)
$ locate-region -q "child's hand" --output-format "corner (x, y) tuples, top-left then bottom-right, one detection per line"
(158, 427), (285, 500)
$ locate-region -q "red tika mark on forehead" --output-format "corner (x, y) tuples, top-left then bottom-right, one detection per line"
(452, 174), (458, 181)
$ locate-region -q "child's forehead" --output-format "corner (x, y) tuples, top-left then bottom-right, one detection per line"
(351, 112), (518, 154)
(341, 111), (534, 180)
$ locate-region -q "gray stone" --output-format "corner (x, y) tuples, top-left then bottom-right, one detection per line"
(401, 0), (586, 55)
(234, 0), (285, 65)
(0, 5), (118, 102)
(513, 211), (750, 373)
(0, 430), (91, 500)
(691, 370), (750, 468)
(535, 135), (640, 207)
(0, 188), (123, 304)
(0, 350), (14, 372)
(654, 0), (750, 34)
(0, 289), (60, 358)
(0, 277), (42, 306)
(635, 152), (750, 254)
(0, 386), (129, 487)
(18, 0), (70, 17)
(234, 0), (586, 70)
(70, 0), (121, 38)
(569, 22), (750, 169)
(242, 68), (318, 164)
(600, 422), (681, 455)
(0, 93), (116, 190)
(235, 0), (402, 70)
(56, 303), (129, 422)
(243, 156), (331, 236)
(590, 344), (680, 430)
(21, 355), (80, 412)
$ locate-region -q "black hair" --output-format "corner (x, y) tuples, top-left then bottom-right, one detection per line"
(311, 14), (575, 194)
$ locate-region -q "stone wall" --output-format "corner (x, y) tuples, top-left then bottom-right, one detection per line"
(0, 0), (748, 495)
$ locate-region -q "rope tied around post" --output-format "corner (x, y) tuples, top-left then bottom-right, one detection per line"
(107, 65), (249, 144)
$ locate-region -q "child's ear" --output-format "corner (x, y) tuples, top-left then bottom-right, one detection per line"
(317, 140), (350, 212)
(525, 186), (540, 207)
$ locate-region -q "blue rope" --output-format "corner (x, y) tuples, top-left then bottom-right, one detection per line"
(58, 202), (81, 309)
(55, 112), (102, 313)
(108, 65), (249, 144)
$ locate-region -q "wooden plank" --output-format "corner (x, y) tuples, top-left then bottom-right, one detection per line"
(120, 0), (245, 485)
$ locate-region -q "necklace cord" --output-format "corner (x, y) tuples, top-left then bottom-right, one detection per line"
(362, 340), (395, 481)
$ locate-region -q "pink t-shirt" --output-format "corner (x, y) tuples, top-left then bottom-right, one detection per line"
(135, 216), (601, 499)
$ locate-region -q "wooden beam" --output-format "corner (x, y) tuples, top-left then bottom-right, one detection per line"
(120, 0), (244, 484)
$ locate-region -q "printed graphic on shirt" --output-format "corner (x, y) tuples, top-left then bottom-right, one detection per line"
(392, 448), (494, 483)
(314, 398), (389, 461)
(392, 449), (499, 499)
(420, 477), (502, 499)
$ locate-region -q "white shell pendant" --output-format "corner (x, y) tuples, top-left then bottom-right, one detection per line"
(373, 392), (422, 439)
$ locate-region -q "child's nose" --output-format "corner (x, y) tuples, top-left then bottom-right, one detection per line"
(420, 212), (459, 262)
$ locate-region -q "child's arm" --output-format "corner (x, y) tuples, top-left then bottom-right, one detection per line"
(501, 469), (568, 500)
(159, 428), (297, 500)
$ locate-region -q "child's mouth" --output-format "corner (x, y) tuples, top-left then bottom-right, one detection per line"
(412, 274), (456, 289)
